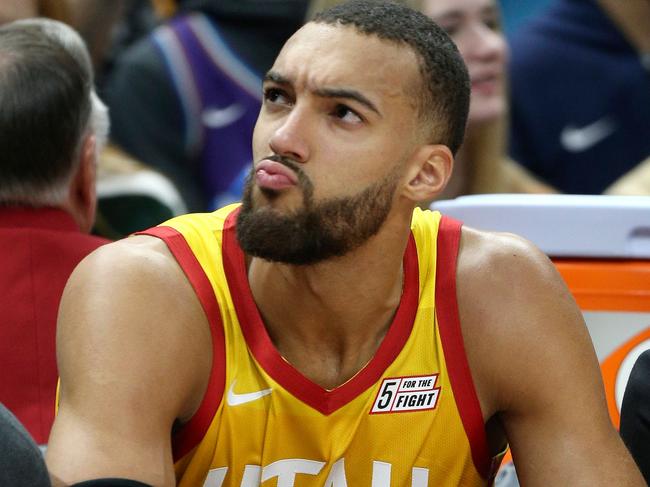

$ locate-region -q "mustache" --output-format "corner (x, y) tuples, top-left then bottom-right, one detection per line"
(262, 154), (302, 174)
(251, 154), (314, 203)
(258, 154), (311, 188)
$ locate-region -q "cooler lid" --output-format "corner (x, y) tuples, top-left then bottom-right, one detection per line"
(431, 194), (650, 258)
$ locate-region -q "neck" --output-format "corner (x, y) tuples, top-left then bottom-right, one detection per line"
(60, 199), (90, 233)
(247, 207), (413, 389)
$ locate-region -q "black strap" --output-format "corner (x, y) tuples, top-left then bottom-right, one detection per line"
(620, 349), (650, 485)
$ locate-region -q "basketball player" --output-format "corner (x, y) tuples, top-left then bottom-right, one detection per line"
(46, 1), (644, 486)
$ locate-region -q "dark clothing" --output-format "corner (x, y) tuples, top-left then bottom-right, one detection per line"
(508, 0), (650, 194)
(0, 207), (108, 444)
(150, 13), (262, 209)
(105, 1), (307, 211)
(620, 349), (650, 485)
(179, 0), (309, 75)
(0, 403), (50, 487)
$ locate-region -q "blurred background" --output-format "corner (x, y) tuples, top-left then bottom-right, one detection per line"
(4, 0), (647, 240)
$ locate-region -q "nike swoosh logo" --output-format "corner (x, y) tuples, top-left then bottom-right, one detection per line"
(226, 380), (272, 406)
(202, 103), (246, 129)
(560, 117), (617, 153)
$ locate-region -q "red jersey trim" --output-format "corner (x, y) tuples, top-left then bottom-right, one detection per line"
(136, 226), (226, 462)
(222, 208), (420, 416)
(435, 216), (491, 479)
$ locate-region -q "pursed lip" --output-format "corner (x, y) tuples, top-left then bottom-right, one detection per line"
(255, 159), (299, 190)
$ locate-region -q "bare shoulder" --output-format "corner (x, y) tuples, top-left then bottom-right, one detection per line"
(457, 225), (562, 295)
(57, 234), (211, 416)
(57, 235), (207, 372)
(62, 233), (209, 328)
(456, 225), (578, 336)
(455, 226), (645, 485)
(49, 234), (212, 484)
(455, 226), (589, 413)
(67, 234), (181, 287)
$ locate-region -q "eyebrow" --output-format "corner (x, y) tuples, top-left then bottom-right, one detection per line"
(263, 70), (381, 116)
(264, 71), (290, 85)
(314, 88), (381, 116)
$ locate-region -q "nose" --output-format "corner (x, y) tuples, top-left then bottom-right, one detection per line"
(268, 105), (310, 163)
(465, 24), (506, 62)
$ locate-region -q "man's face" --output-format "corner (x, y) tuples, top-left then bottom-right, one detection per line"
(237, 22), (425, 265)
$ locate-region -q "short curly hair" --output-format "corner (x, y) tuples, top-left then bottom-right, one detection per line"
(313, 0), (470, 154)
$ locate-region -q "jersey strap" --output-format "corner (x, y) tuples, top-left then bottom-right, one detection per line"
(436, 216), (495, 480)
(136, 225), (226, 461)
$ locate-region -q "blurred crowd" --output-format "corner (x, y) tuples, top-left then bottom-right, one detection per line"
(2, 0), (649, 242)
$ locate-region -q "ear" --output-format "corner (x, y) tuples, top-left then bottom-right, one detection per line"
(401, 144), (453, 203)
(65, 134), (98, 233)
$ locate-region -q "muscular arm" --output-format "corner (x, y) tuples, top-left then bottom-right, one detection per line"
(46, 237), (212, 485)
(457, 228), (644, 486)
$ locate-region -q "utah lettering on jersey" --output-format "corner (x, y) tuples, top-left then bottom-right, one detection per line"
(203, 458), (432, 487)
(370, 374), (441, 414)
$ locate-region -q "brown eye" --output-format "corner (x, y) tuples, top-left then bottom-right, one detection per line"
(264, 88), (283, 103)
(332, 104), (363, 124)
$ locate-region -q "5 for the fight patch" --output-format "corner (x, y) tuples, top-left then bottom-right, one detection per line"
(370, 374), (441, 414)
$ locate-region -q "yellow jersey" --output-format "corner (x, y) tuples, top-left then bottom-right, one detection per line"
(140, 205), (501, 486)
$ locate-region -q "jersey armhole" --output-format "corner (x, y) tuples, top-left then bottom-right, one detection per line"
(435, 216), (496, 481)
(136, 226), (225, 462)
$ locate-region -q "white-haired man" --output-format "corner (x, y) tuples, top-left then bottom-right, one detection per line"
(0, 18), (110, 446)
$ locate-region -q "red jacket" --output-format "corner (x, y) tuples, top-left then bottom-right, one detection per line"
(0, 207), (109, 444)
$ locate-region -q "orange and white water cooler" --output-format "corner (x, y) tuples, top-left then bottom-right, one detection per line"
(433, 194), (650, 483)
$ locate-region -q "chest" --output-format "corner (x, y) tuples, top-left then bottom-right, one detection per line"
(177, 307), (483, 487)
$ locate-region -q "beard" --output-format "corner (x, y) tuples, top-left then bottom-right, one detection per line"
(236, 156), (400, 265)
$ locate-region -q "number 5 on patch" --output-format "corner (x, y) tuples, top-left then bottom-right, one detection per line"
(370, 374), (441, 414)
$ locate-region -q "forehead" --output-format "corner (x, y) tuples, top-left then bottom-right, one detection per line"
(270, 22), (421, 108)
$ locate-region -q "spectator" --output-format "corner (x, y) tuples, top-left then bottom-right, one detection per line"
(60, 0), (188, 238)
(64, 0), (129, 75)
(508, 0), (650, 194)
(0, 18), (110, 445)
(0, 0), (187, 240)
(418, 0), (554, 199)
(105, 0), (309, 211)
